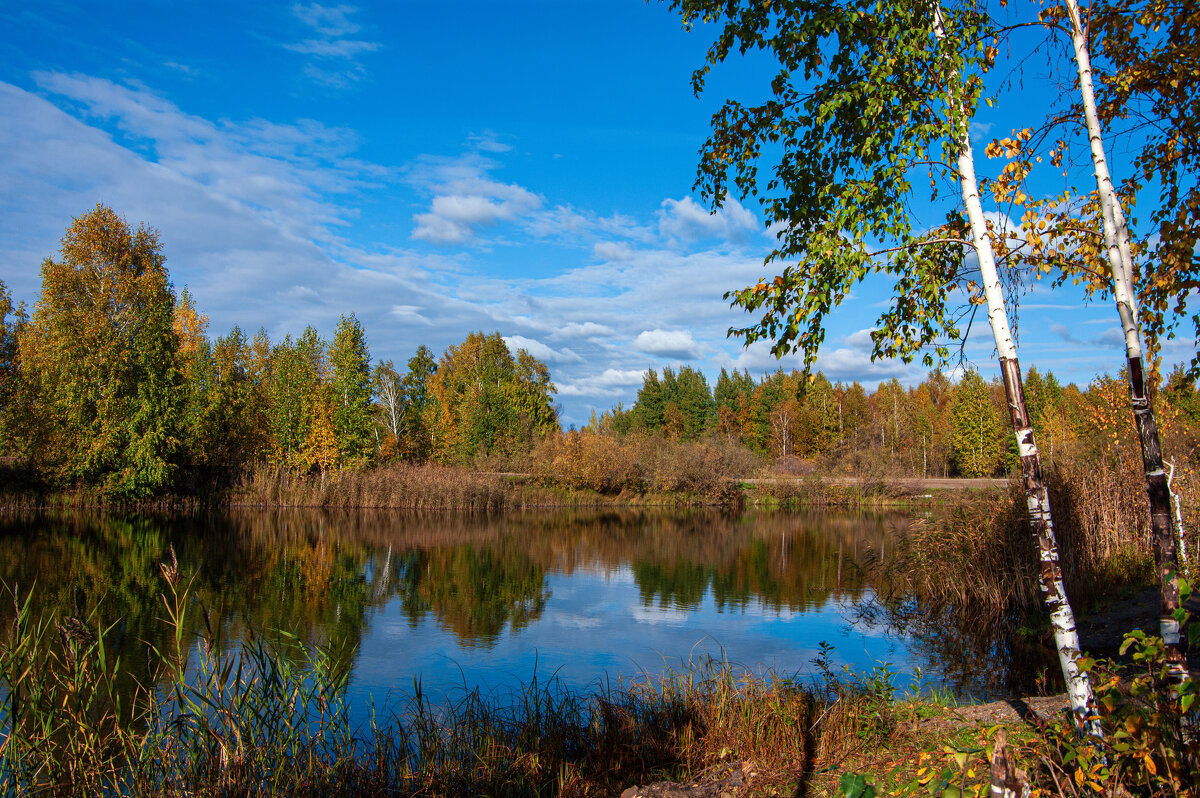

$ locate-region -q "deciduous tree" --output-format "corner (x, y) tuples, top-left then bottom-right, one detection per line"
(19, 205), (184, 497)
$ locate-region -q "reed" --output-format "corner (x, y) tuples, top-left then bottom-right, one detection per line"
(231, 462), (511, 511)
(873, 452), (1166, 640)
(0, 568), (897, 797)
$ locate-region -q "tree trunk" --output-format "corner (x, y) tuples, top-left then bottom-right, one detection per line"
(1061, 0), (1185, 679)
(933, 3), (1097, 731)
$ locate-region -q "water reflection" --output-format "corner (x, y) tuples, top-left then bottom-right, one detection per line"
(0, 508), (1014, 708)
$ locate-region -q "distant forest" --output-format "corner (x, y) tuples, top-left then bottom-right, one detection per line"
(1, 205), (1198, 499)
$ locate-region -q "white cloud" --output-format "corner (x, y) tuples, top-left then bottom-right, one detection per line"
(389, 304), (432, 324)
(556, 368), (648, 397)
(285, 39), (381, 58)
(283, 285), (319, 300)
(292, 3), (362, 36)
(409, 153), (543, 245)
(556, 321), (614, 339)
(657, 196), (759, 244)
(817, 347), (921, 384)
(503, 335), (582, 363)
(633, 329), (703, 359)
(286, 3), (379, 88)
(594, 241), (634, 261)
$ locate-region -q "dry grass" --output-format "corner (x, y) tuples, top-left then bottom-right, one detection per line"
(231, 463), (511, 511)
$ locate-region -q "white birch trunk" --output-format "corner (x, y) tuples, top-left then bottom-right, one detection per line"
(1061, 0), (1186, 676)
(933, 3), (1098, 732)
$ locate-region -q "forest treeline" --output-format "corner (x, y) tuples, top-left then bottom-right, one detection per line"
(1, 204), (1198, 500)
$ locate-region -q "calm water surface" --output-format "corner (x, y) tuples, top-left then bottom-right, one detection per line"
(0, 508), (1018, 714)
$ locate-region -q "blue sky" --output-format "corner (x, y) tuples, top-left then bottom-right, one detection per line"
(1, 1), (1190, 427)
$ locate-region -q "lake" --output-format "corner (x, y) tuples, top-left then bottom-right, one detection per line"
(0, 507), (1036, 717)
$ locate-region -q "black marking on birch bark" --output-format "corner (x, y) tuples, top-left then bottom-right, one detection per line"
(1002, 356), (1094, 727)
(1127, 354), (1186, 676)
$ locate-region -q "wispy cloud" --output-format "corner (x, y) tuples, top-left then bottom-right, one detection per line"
(287, 4), (380, 88)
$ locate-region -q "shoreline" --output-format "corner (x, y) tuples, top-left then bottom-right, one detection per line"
(0, 461), (1012, 512)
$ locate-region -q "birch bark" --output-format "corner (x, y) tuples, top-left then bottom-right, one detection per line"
(933, 4), (1097, 730)
(1060, 0), (1186, 678)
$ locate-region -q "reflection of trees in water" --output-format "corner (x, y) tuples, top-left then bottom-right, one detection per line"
(0, 507), (908, 693)
(392, 546), (549, 647)
(626, 511), (892, 613)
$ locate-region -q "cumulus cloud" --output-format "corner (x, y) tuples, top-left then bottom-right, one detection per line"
(657, 196), (759, 244)
(556, 321), (614, 339)
(844, 328), (876, 350)
(817, 347), (921, 383)
(633, 329), (703, 359)
(503, 335), (582, 363)
(409, 152), (543, 245)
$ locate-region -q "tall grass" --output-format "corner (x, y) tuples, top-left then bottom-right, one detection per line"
(0, 563), (896, 797)
(232, 463), (511, 510)
(866, 453), (1189, 700)
(875, 452), (1182, 624)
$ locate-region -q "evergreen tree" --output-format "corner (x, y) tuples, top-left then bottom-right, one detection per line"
(632, 369), (665, 432)
(400, 345), (437, 461)
(328, 313), (373, 462)
(670, 366), (717, 440)
(949, 370), (1004, 477)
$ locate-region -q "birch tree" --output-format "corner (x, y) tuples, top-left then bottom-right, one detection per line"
(668, 0), (1098, 725)
(1046, 0), (1187, 676)
(18, 205), (184, 497)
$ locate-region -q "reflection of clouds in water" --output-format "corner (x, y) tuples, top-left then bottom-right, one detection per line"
(553, 612), (604, 630)
(603, 565), (636, 585)
(377, 618), (413, 640)
(631, 604), (689, 625)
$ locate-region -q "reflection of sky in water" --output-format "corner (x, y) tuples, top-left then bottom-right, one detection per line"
(349, 563), (918, 716)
